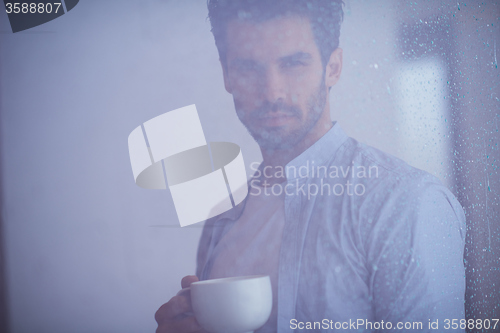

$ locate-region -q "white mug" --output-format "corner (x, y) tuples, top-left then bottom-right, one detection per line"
(178, 275), (272, 333)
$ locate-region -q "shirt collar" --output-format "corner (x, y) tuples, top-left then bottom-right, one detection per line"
(285, 121), (348, 181)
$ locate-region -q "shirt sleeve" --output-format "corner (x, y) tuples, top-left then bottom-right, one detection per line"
(195, 219), (215, 279)
(364, 174), (466, 332)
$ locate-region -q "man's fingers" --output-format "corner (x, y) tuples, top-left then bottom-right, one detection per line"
(172, 316), (202, 332)
(155, 315), (202, 333)
(155, 276), (202, 332)
(155, 296), (191, 323)
(181, 275), (199, 289)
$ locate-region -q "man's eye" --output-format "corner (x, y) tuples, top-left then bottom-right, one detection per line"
(282, 60), (304, 68)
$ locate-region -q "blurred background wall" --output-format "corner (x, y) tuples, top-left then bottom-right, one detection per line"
(0, 0), (498, 332)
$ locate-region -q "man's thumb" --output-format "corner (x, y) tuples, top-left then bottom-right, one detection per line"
(181, 275), (199, 289)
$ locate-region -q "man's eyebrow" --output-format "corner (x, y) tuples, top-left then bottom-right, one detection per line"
(229, 52), (313, 67)
(279, 52), (313, 63)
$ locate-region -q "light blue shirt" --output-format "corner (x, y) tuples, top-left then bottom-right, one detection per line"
(196, 122), (466, 332)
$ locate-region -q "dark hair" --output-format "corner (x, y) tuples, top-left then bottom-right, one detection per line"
(207, 0), (344, 69)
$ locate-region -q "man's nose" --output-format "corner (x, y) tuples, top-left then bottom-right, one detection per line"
(260, 68), (287, 104)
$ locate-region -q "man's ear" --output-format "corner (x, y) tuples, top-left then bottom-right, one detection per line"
(221, 60), (232, 94)
(325, 48), (343, 88)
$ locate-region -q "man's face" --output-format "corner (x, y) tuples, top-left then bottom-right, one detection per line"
(223, 15), (328, 150)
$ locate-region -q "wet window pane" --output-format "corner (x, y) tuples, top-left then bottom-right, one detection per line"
(0, 0), (498, 331)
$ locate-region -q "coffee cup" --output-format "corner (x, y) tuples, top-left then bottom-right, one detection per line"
(178, 275), (272, 333)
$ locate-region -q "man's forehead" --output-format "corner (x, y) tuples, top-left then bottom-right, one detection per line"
(225, 15), (319, 61)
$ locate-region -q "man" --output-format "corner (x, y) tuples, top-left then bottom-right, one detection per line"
(155, 0), (466, 332)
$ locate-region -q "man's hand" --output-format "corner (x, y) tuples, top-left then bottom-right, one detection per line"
(155, 275), (204, 333)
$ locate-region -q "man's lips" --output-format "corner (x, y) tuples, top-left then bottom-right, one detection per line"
(258, 112), (296, 119)
(257, 112), (295, 126)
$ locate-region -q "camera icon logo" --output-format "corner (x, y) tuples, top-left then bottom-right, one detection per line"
(128, 105), (248, 227)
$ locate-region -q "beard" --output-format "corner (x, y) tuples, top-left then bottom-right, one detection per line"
(235, 77), (327, 151)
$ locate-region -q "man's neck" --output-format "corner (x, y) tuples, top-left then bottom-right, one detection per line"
(258, 109), (333, 186)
